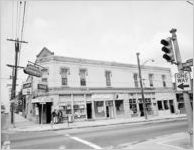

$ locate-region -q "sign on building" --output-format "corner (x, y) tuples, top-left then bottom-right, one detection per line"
(38, 84), (48, 91)
(22, 82), (32, 95)
(175, 72), (191, 91)
(23, 64), (42, 77)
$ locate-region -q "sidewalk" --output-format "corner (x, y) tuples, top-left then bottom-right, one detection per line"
(122, 132), (193, 150)
(7, 113), (187, 132)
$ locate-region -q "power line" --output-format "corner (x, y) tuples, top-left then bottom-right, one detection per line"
(15, 1), (19, 38)
(18, 1), (27, 67)
(187, 1), (193, 5)
(11, 0), (14, 38)
(20, 1), (26, 42)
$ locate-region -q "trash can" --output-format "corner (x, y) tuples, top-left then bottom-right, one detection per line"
(68, 114), (73, 123)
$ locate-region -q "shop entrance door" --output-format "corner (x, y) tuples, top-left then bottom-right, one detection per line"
(169, 100), (175, 113)
(86, 103), (92, 119)
(106, 106), (109, 117)
(46, 102), (52, 123)
(139, 103), (144, 116)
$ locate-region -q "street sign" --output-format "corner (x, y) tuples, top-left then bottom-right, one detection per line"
(181, 66), (192, 72)
(182, 62), (193, 68)
(175, 72), (191, 91)
(23, 64), (42, 77)
(186, 58), (193, 65)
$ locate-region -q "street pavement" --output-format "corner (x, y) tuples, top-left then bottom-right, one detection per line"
(7, 113), (188, 132)
(1, 112), (193, 149)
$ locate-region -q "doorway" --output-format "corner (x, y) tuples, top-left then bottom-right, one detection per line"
(87, 103), (92, 119)
(169, 100), (175, 113)
(106, 106), (109, 117)
(46, 102), (52, 123)
(139, 103), (144, 116)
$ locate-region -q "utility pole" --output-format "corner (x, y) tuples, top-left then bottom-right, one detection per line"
(170, 28), (193, 146)
(136, 52), (148, 120)
(7, 38), (28, 126)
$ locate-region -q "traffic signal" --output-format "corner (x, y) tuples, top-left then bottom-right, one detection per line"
(160, 37), (175, 62)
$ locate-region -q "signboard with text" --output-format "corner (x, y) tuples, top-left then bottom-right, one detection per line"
(22, 82), (32, 95)
(38, 84), (48, 91)
(24, 64), (42, 77)
(175, 72), (191, 91)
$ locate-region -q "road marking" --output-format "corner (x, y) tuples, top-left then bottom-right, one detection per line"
(70, 136), (102, 149)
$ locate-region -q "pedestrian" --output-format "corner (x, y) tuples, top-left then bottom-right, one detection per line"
(52, 110), (57, 124)
(58, 110), (63, 123)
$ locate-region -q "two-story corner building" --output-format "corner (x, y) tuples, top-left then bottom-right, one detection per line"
(23, 47), (177, 124)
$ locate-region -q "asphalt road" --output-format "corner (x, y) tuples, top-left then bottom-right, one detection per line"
(8, 119), (188, 149)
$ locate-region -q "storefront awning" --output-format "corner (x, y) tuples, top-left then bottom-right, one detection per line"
(31, 97), (53, 103)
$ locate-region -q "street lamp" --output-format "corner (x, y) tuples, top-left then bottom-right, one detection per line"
(136, 53), (154, 120)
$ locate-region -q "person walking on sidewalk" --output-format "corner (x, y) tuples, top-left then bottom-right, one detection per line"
(58, 110), (63, 123)
(52, 110), (57, 124)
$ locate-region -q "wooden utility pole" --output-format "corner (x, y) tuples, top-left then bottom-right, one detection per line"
(7, 38), (28, 125)
(136, 52), (148, 120)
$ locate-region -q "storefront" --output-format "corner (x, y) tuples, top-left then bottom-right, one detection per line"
(31, 96), (53, 124)
(128, 92), (156, 117)
(92, 94), (117, 119)
(59, 94), (87, 122)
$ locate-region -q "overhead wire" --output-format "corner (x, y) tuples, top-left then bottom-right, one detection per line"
(18, 1), (27, 71)
(17, 1), (23, 67)
(11, 0), (14, 39)
(15, 1), (19, 39)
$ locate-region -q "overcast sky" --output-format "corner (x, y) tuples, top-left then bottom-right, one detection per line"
(1, 1), (193, 109)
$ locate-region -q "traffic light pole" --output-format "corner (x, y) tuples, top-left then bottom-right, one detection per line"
(136, 53), (148, 120)
(170, 28), (193, 147)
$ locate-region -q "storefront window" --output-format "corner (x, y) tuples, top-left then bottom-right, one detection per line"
(94, 101), (105, 118)
(157, 101), (163, 110)
(163, 100), (169, 110)
(73, 101), (86, 119)
(115, 100), (124, 115)
(129, 99), (137, 115)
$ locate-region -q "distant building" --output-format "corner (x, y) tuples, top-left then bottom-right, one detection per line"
(23, 47), (178, 124)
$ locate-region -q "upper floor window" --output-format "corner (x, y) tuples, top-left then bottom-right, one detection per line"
(149, 74), (154, 87)
(133, 73), (138, 88)
(42, 78), (47, 82)
(105, 71), (111, 86)
(60, 67), (70, 86)
(79, 69), (87, 86)
(162, 75), (166, 87)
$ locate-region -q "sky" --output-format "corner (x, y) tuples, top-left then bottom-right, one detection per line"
(0, 1), (193, 110)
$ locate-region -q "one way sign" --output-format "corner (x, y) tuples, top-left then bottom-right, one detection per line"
(175, 72), (191, 91)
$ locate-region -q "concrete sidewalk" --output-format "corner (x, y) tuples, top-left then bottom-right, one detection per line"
(122, 132), (193, 150)
(7, 113), (187, 132)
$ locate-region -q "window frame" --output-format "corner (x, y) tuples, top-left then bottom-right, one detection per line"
(105, 70), (111, 86)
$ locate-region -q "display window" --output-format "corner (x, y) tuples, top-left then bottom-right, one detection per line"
(94, 101), (105, 118)
(115, 100), (124, 116)
(129, 99), (137, 116)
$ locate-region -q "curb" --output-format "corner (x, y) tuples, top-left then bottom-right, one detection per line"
(8, 116), (187, 132)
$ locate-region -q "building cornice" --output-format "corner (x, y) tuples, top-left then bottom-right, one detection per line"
(37, 55), (171, 72)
